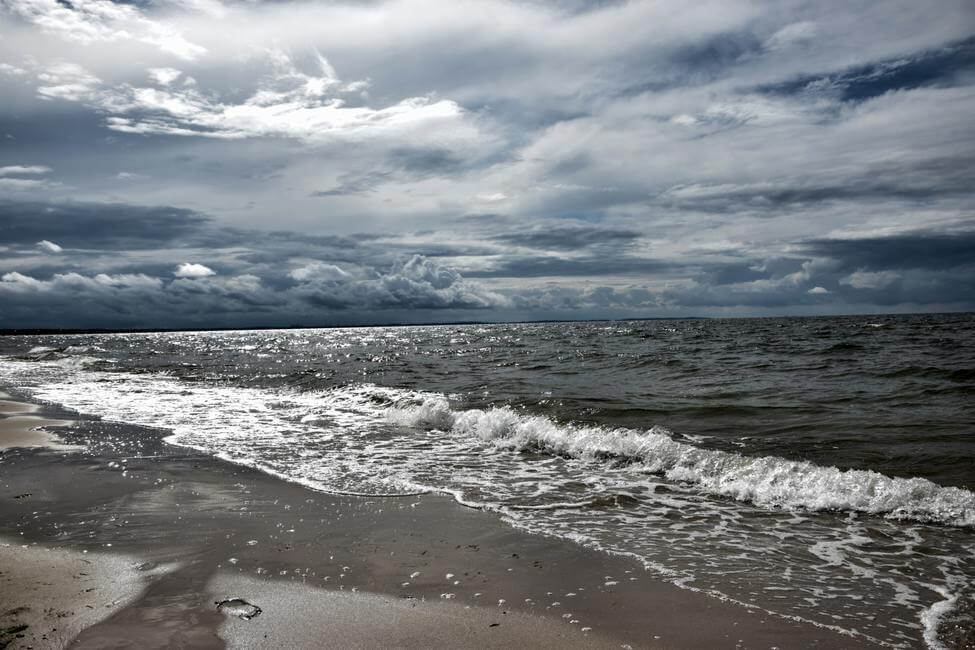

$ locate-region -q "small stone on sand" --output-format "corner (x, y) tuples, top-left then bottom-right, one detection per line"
(216, 598), (262, 620)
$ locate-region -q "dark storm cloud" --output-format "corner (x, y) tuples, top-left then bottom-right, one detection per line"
(227, 230), (373, 269)
(0, 272), (285, 329)
(660, 283), (818, 309)
(756, 36), (975, 103)
(526, 0), (630, 13)
(386, 147), (466, 176)
(463, 98), (590, 134)
(311, 148), (485, 198)
(660, 156), (975, 214)
(0, 201), (210, 250)
(466, 256), (674, 278)
(491, 226), (641, 251)
(655, 231), (975, 312)
(381, 241), (500, 258)
(669, 31), (764, 78)
(545, 152), (591, 177)
(291, 255), (504, 311)
(664, 182), (968, 212)
(799, 231), (975, 272)
(525, 187), (653, 222)
(263, 230), (366, 250)
(700, 262), (770, 286)
(310, 171), (393, 197)
(0, 254), (507, 328)
(0, 199), (378, 282)
(0, 111), (111, 152)
(617, 30), (766, 98)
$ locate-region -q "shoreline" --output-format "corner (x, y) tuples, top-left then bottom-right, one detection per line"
(0, 393), (881, 648)
(0, 397), (80, 451)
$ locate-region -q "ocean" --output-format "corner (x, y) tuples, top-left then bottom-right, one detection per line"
(1, 313), (973, 648)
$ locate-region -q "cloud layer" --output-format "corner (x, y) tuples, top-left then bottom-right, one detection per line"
(0, 0), (973, 327)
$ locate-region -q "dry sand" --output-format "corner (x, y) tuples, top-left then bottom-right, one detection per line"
(0, 539), (173, 649)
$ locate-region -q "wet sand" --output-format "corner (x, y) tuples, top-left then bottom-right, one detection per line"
(0, 398), (38, 414)
(0, 540), (174, 649)
(0, 398), (79, 451)
(0, 394), (880, 648)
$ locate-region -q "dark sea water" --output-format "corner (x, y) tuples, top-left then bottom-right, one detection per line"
(1, 313), (973, 648)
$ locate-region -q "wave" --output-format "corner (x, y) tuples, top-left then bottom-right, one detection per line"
(20, 345), (107, 365)
(386, 395), (975, 527)
(35, 355), (111, 370)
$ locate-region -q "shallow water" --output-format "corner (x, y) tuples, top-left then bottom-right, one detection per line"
(1, 314), (973, 647)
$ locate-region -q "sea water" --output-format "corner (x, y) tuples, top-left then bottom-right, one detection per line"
(1, 314), (972, 647)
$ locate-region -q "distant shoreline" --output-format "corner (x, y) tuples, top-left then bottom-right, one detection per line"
(1, 311), (971, 337)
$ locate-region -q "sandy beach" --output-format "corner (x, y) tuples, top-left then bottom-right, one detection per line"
(0, 398), (80, 452)
(0, 393), (882, 648)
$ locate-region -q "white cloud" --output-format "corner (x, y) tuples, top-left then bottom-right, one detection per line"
(36, 239), (63, 253)
(0, 271), (46, 291)
(4, 0), (206, 60)
(387, 256), (508, 308)
(105, 91), (466, 142)
(807, 286), (829, 295)
(148, 67), (182, 86)
(174, 262), (216, 278)
(36, 62), (101, 102)
(289, 262), (349, 282)
(0, 164), (58, 192)
(0, 63), (27, 76)
(93, 273), (163, 289)
(701, 97), (805, 127)
(0, 165), (51, 176)
(475, 192), (508, 203)
(291, 255), (509, 311)
(840, 270), (901, 290)
(0, 178), (47, 191)
(764, 21), (818, 52)
(30, 53), (477, 146)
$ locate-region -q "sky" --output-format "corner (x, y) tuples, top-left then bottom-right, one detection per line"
(0, 0), (973, 328)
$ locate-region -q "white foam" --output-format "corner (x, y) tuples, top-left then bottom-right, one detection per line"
(50, 355), (108, 369)
(921, 584), (958, 650)
(63, 345), (105, 354)
(386, 401), (975, 527)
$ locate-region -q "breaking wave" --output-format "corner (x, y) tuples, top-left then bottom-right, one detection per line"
(386, 395), (975, 527)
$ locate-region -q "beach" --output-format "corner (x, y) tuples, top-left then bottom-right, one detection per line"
(0, 392), (882, 649)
